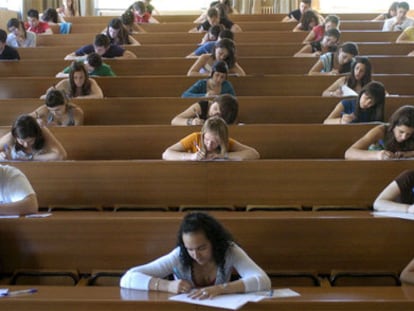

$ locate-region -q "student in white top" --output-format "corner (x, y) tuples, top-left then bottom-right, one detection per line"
(120, 212), (271, 298)
(0, 165), (38, 215)
(382, 1), (414, 31)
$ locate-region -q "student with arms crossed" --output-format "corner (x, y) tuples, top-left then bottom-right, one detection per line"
(163, 116), (259, 161)
(172, 94), (238, 125)
(0, 165), (38, 216)
(323, 81), (385, 124)
(345, 105), (414, 160)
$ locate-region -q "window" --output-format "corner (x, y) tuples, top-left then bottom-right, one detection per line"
(319, 0), (414, 13)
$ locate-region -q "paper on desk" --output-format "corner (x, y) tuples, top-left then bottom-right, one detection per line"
(0, 289), (9, 296)
(372, 211), (414, 221)
(169, 293), (265, 310)
(0, 215), (19, 219)
(25, 213), (52, 218)
(254, 288), (301, 299)
(341, 85), (358, 97)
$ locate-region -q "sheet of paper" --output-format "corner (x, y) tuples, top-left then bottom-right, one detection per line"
(253, 288), (301, 299)
(0, 289), (9, 296)
(341, 84), (358, 97)
(372, 211), (414, 221)
(0, 215), (19, 219)
(169, 293), (265, 310)
(25, 213), (52, 218)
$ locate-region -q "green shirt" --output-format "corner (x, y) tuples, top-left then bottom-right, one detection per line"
(63, 63), (116, 77)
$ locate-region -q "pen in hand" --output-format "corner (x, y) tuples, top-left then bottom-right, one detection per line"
(3, 288), (37, 297)
(173, 267), (182, 279)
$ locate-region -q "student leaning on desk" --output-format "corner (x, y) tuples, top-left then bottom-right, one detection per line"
(120, 212), (271, 299)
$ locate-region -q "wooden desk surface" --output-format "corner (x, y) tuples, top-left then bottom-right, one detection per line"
(1, 285), (414, 311)
(1, 211), (414, 275)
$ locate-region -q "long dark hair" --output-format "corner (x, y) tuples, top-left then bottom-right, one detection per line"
(384, 105), (414, 152)
(212, 38), (236, 69)
(69, 62), (91, 97)
(11, 115), (45, 151)
(347, 57), (372, 90)
(7, 18), (27, 39)
(106, 18), (131, 45)
(177, 212), (234, 273)
(354, 81), (385, 123)
(336, 42), (359, 74)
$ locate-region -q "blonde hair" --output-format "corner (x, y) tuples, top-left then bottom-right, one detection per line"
(200, 116), (229, 156)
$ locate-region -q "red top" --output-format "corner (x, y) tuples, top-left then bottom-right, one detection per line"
(134, 12), (151, 23)
(24, 21), (51, 34)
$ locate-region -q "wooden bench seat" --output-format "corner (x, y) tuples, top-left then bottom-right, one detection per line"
(1, 209), (414, 275)
(0, 96), (411, 126)
(3, 56), (414, 77)
(63, 13), (382, 24)
(16, 43), (414, 59)
(137, 20), (384, 32)
(2, 160), (411, 208)
(0, 123), (374, 160)
(0, 75), (412, 98)
(35, 31), (399, 46)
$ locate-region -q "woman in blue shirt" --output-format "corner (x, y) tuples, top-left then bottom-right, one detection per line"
(323, 81), (385, 124)
(182, 61), (236, 98)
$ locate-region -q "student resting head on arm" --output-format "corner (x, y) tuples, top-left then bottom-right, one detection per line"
(41, 61), (104, 99)
(31, 89), (84, 127)
(182, 60), (236, 98)
(0, 165), (38, 216)
(308, 41), (359, 75)
(344, 105), (414, 160)
(294, 28), (340, 58)
(163, 116), (259, 161)
(120, 212), (271, 297)
(322, 56), (372, 97)
(292, 9), (320, 32)
(187, 38), (245, 77)
(373, 170), (414, 213)
(303, 14), (340, 44)
(171, 94), (238, 126)
(0, 114), (67, 161)
(6, 18), (36, 48)
(57, 52), (116, 77)
(324, 81), (385, 124)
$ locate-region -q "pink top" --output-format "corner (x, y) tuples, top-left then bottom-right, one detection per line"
(312, 25), (325, 42)
(134, 12), (151, 23)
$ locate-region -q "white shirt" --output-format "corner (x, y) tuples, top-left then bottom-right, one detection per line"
(0, 165), (35, 204)
(120, 244), (271, 292)
(6, 31), (36, 48)
(382, 16), (414, 31)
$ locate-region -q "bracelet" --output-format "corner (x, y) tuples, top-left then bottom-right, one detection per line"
(154, 278), (160, 291)
(187, 118), (194, 125)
